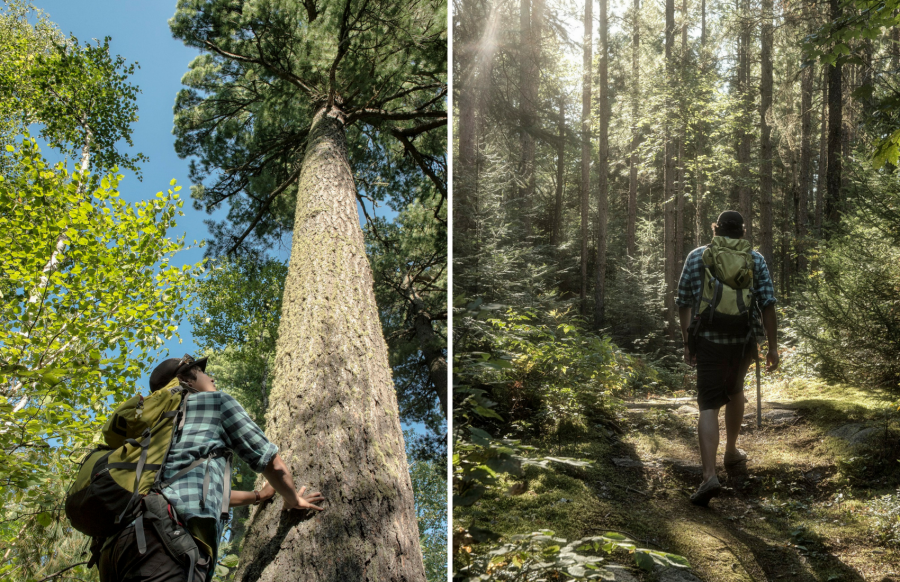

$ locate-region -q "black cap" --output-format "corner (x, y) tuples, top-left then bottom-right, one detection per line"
(715, 210), (744, 236)
(149, 354), (208, 392)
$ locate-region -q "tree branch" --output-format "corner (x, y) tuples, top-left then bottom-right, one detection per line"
(202, 40), (316, 95)
(346, 109), (446, 124)
(226, 163), (304, 255)
(390, 130), (447, 201)
(394, 120), (446, 138)
(36, 561), (89, 582)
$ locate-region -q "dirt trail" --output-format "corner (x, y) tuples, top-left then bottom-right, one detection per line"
(607, 382), (900, 582)
(455, 381), (900, 582)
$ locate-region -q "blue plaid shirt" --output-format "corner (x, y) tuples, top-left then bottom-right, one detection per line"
(676, 242), (777, 345)
(161, 391), (277, 562)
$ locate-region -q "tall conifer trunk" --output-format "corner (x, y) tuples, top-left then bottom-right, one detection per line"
(235, 108), (425, 582)
(457, 60), (476, 242)
(798, 4), (813, 273)
(664, 0), (676, 339)
(737, 0), (753, 243)
(552, 95), (565, 248)
(580, 0), (593, 312)
(696, 0), (706, 247)
(595, 0), (609, 329)
(675, 0), (686, 272)
(627, 0), (640, 258)
(825, 0), (843, 237)
(816, 69), (827, 237)
(759, 0), (774, 266)
(519, 0), (535, 238)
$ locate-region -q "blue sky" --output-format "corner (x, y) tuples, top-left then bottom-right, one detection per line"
(31, 0), (219, 386)
(29, 1), (428, 437)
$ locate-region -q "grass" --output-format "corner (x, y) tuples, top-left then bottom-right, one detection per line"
(455, 376), (900, 581)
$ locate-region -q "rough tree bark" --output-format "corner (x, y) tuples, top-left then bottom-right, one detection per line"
(234, 108), (426, 582)
(594, 0), (609, 329)
(580, 0), (593, 312)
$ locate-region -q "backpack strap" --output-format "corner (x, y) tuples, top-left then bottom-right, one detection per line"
(220, 452), (232, 521)
(114, 428), (153, 526)
(134, 511), (147, 554)
(157, 447), (232, 513)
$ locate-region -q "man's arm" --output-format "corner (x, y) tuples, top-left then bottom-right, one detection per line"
(679, 305), (695, 366)
(218, 394), (324, 511)
(261, 453), (325, 511)
(229, 482), (276, 507)
(761, 304), (779, 371)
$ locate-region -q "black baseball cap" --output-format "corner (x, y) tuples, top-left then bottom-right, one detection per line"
(715, 210), (744, 235)
(149, 354), (208, 392)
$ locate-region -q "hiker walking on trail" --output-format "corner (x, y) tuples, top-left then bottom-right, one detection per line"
(676, 211), (779, 507)
(68, 354), (324, 582)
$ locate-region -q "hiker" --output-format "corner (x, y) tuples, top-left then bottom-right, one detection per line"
(97, 354), (325, 582)
(676, 210), (779, 507)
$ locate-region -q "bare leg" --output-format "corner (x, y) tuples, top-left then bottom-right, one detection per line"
(698, 409), (720, 481)
(724, 396), (744, 454)
(725, 356), (753, 454)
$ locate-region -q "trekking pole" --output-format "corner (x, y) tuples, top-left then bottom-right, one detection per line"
(756, 352), (762, 429)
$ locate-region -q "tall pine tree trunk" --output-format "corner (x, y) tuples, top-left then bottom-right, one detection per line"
(696, 0), (706, 247)
(816, 68), (827, 237)
(456, 68), (476, 243)
(627, 0), (640, 258)
(737, 0), (753, 243)
(825, 0), (843, 237)
(759, 0), (774, 266)
(552, 95), (565, 247)
(675, 0), (686, 273)
(664, 0), (676, 339)
(518, 0), (535, 238)
(235, 108), (425, 582)
(580, 0), (593, 312)
(798, 12), (813, 273)
(595, 0), (609, 329)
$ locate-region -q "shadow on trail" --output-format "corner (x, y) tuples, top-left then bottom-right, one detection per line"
(616, 402), (872, 581)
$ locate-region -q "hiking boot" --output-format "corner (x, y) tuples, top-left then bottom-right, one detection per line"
(690, 475), (721, 507)
(723, 448), (748, 469)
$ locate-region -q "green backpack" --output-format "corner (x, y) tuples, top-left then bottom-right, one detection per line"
(690, 236), (756, 342)
(65, 378), (232, 580)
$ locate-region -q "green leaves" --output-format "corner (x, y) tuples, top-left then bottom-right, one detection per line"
(0, 139), (200, 579)
(458, 529), (690, 580)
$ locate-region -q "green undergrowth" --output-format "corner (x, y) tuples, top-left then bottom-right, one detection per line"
(454, 299), (900, 580)
(453, 301), (690, 580)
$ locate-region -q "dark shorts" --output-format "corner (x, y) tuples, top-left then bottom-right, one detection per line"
(98, 524), (209, 582)
(695, 338), (754, 411)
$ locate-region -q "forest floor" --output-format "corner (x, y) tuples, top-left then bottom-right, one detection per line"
(458, 378), (900, 582)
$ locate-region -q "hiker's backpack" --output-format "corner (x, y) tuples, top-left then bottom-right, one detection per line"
(690, 236), (757, 341)
(64, 378), (232, 580)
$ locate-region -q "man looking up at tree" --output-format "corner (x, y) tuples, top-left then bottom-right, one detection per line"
(98, 354), (324, 582)
(676, 211), (779, 507)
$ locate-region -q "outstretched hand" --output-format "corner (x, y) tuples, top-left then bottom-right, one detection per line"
(283, 486), (325, 512)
